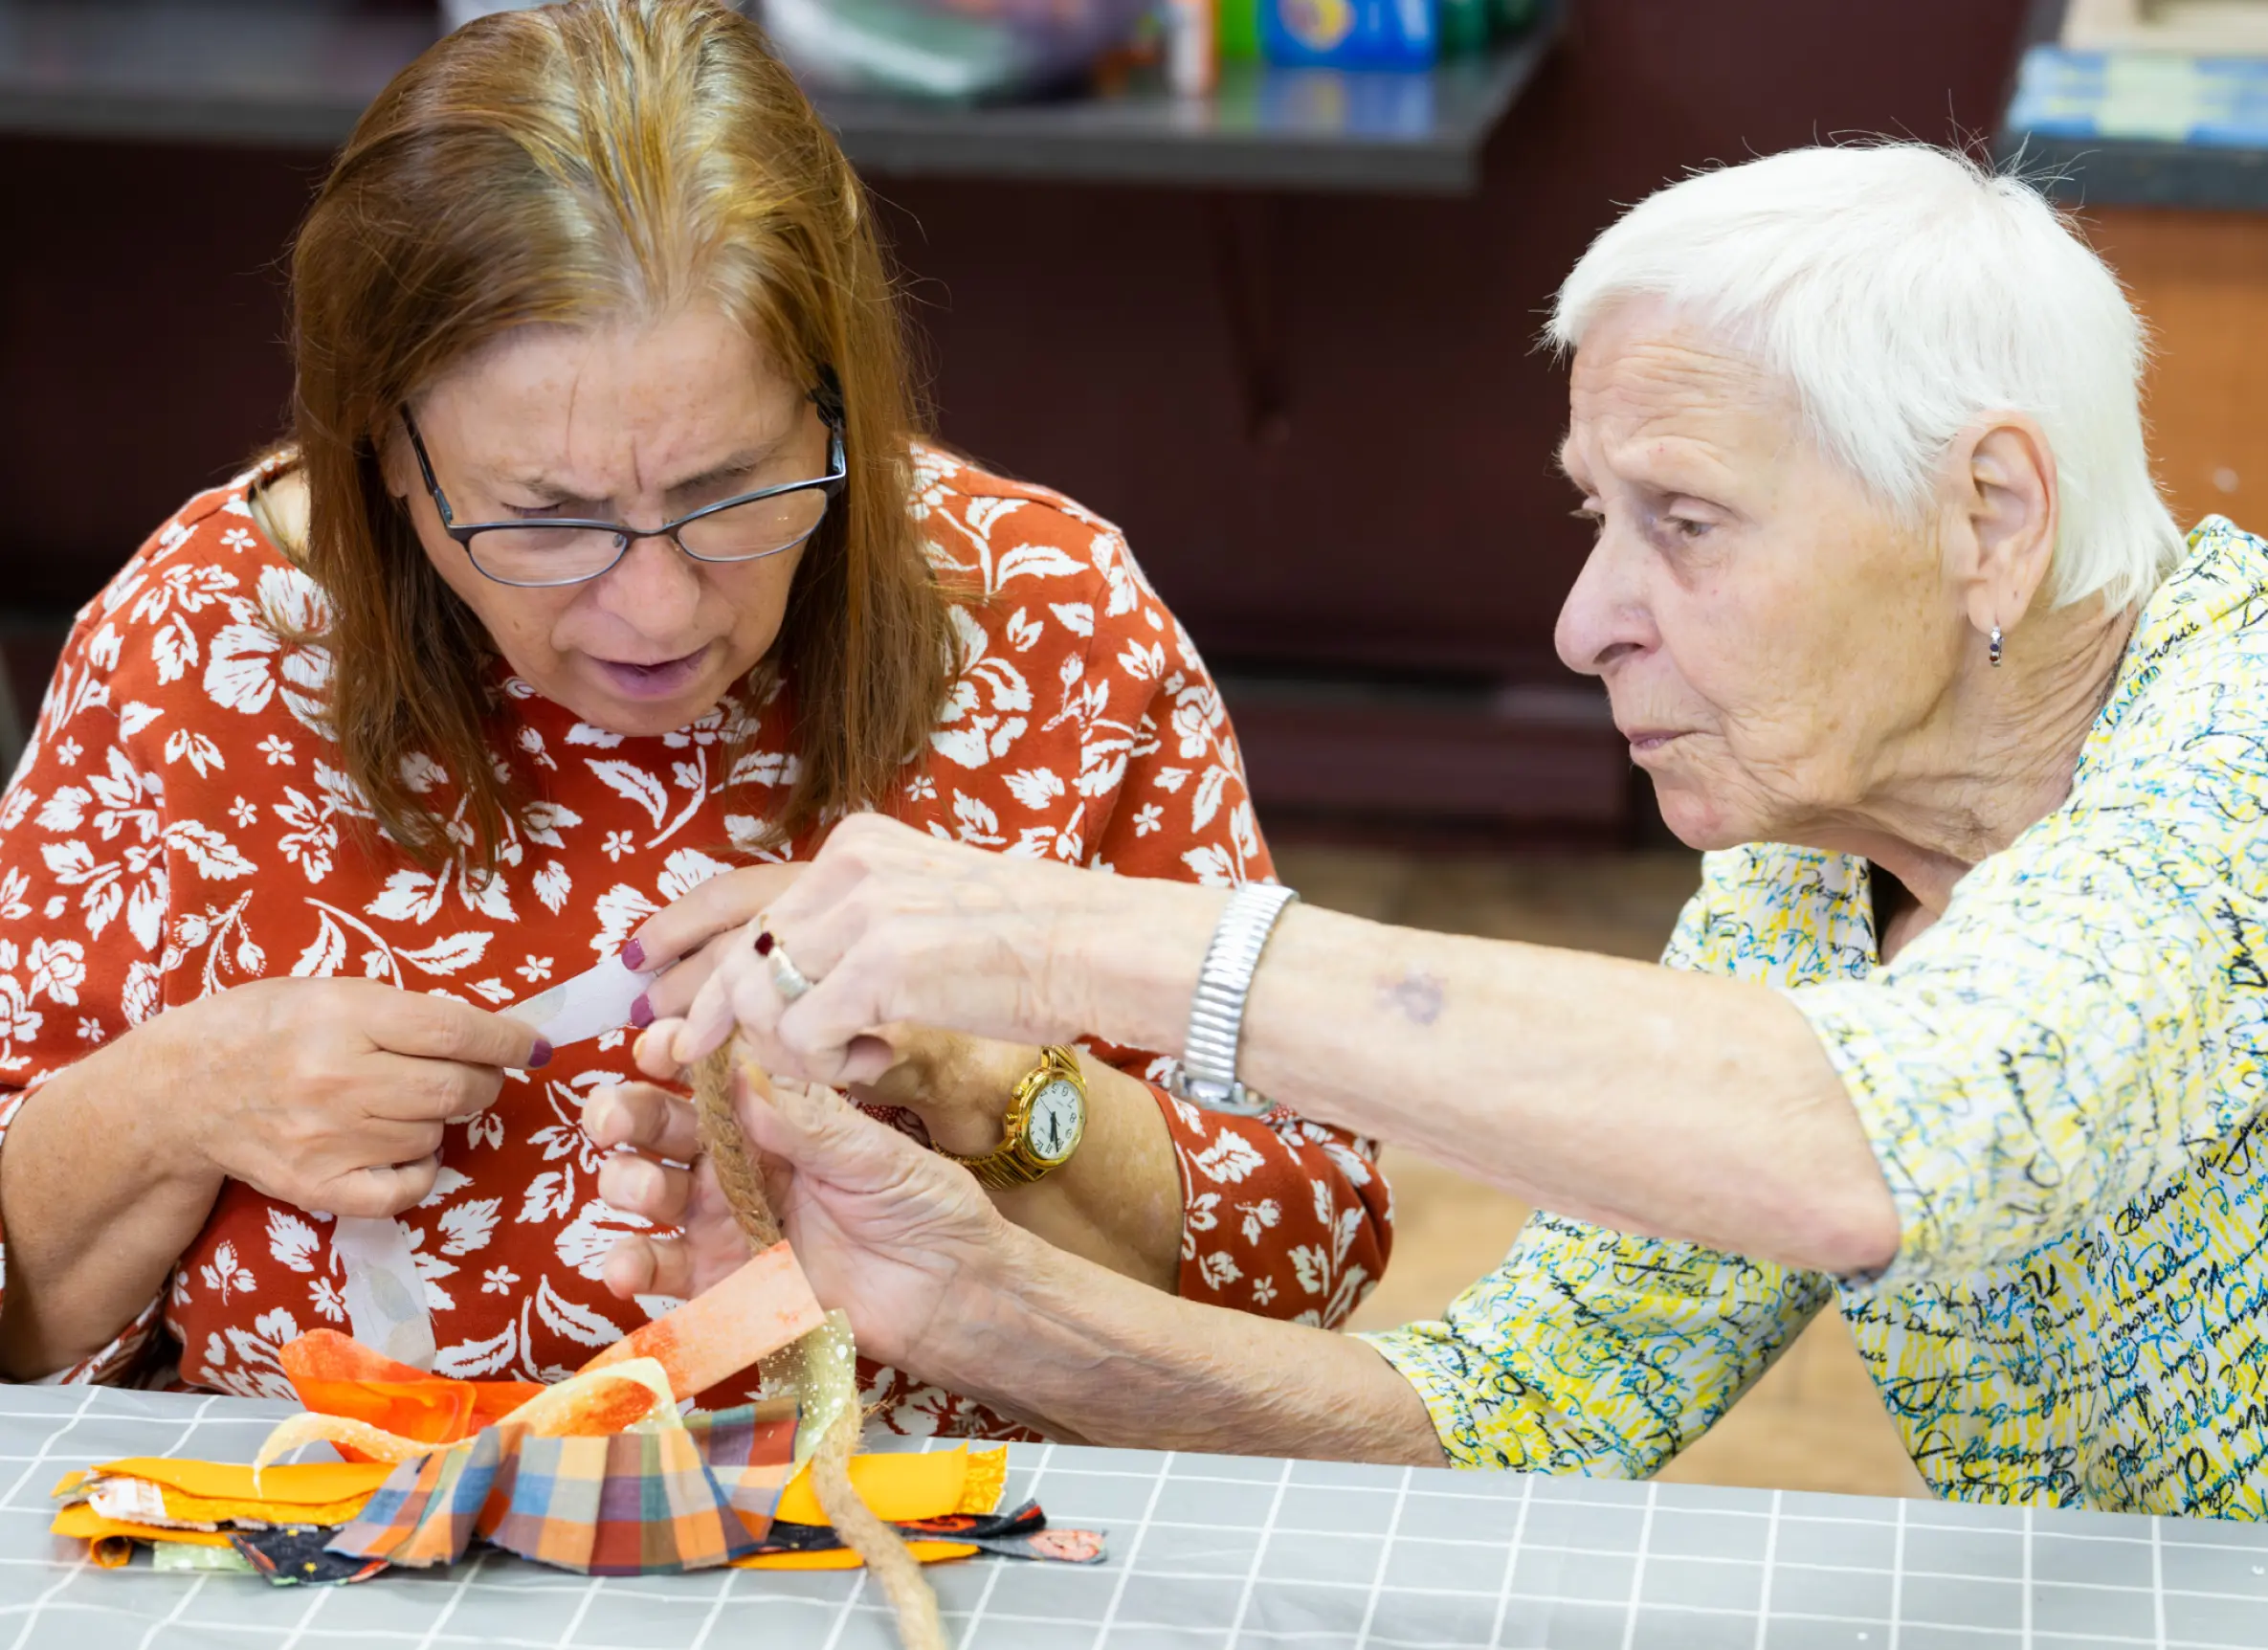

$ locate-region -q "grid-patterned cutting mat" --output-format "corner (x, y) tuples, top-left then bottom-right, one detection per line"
(2, 1385), (2265, 1649)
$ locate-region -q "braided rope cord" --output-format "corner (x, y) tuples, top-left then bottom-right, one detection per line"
(691, 1045), (947, 1650)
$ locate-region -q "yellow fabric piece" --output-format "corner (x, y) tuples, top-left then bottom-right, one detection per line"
(53, 1504), (231, 1549)
(77, 1458), (396, 1505)
(737, 1541), (979, 1571)
(773, 1447), (1006, 1526)
(160, 1485), (375, 1527)
(958, 1446), (1007, 1516)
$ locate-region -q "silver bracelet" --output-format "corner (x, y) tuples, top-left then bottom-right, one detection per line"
(1166, 880), (1300, 1117)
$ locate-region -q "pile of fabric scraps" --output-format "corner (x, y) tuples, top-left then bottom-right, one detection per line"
(53, 1240), (1105, 1591)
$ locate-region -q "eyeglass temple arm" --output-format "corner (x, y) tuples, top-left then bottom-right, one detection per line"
(811, 365), (845, 432)
(398, 408), (458, 530)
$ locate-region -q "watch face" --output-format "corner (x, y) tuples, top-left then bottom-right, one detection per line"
(1025, 1079), (1084, 1164)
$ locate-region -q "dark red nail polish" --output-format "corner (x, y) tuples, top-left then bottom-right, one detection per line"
(620, 938), (646, 971)
(528, 1037), (554, 1070)
(630, 994), (655, 1030)
(754, 931), (775, 957)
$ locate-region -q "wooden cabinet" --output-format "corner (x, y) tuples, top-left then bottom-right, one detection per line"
(2084, 208), (2268, 536)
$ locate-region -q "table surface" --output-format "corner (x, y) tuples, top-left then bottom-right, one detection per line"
(4, 1387), (2268, 1649)
(0, 0), (1556, 195)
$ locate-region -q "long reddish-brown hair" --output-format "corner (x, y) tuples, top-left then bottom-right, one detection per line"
(288, 0), (953, 873)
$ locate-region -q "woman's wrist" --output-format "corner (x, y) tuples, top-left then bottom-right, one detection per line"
(921, 1217), (1123, 1416)
(1052, 873), (1225, 1058)
(121, 997), (239, 1193)
(852, 1029), (1034, 1156)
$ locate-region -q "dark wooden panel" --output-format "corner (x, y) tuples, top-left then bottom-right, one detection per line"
(877, 0), (2034, 680)
(1230, 693), (1627, 824)
(0, 0), (2031, 826)
(0, 137), (320, 605)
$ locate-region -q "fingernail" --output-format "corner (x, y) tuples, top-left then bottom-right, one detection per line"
(630, 993), (655, 1030)
(528, 1037), (553, 1070)
(620, 938), (646, 971)
(754, 930), (774, 957)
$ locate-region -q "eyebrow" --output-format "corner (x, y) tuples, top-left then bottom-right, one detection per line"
(503, 447), (777, 511)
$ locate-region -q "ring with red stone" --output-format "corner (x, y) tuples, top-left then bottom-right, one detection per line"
(753, 923), (814, 1003)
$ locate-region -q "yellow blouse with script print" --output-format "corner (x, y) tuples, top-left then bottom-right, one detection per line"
(1367, 515), (2268, 1518)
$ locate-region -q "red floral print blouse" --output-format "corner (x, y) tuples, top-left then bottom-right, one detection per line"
(0, 446), (1390, 1437)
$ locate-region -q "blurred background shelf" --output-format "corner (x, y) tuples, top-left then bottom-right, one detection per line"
(1999, 0), (2268, 208)
(0, 0), (1557, 194)
(0, 0), (2046, 845)
(1991, 0), (2268, 632)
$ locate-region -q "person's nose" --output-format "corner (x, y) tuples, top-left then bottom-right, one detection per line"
(592, 531), (703, 639)
(1553, 526), (1657, 678)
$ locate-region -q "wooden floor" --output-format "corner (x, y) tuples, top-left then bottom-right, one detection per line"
(1274, 841), (1929, 1500)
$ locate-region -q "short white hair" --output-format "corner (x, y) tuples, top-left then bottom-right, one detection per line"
(1548, 144), (2183, 612)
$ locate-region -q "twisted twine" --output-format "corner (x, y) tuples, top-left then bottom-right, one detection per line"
(691, 1045), (946, 1650)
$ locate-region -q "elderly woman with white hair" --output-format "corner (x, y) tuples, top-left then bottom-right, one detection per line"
(591, 144), (2268, 1515)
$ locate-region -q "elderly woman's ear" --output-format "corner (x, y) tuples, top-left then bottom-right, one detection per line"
(1944, 413), (2060, 660)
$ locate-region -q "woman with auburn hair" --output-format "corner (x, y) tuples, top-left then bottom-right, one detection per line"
(0, 0), (1389, 1430)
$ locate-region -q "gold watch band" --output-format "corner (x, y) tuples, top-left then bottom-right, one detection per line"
(938, 1045), (1087, 1191)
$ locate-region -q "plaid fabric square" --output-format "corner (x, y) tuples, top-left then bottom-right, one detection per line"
(335, 1428), (505, 1569)
(684, 1407), (798, 1540)
(328, 1405), (796, 1577)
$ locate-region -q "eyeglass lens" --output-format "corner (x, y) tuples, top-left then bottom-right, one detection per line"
(466, 489), (830, 587)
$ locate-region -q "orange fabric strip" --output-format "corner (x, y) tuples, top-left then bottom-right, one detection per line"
(53, 1505), (232, 1549)
(582, 1242), (824, 1399)
(736, 1541), (980, 1571)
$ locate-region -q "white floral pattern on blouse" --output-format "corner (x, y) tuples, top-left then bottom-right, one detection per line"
(0, 445), (1390, 1436)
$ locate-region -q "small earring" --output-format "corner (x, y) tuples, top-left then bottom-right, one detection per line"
(1989, 624), (2004, 669)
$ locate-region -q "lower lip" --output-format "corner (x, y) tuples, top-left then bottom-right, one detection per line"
(591, 648), (711, 702)
(1627, 732), (1687, 757)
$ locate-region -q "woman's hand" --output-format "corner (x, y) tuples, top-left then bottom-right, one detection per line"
(627, 862), (808, 1026)
(582, 1029), (1440, 1460)
(581, 1030), (768, 1303)
(630, 861), (1031, 1152)
(159, 976), (544, 1217)
(584, 1028), (1018, 1376)
(0, 974), (542, 1378)
(674, 814), (1220, 1084)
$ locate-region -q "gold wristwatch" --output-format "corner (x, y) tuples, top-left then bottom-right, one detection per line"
(938, 1045), (1087, 1191)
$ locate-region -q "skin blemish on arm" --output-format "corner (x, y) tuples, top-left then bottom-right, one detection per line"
(1378, 970), (1445, 1027)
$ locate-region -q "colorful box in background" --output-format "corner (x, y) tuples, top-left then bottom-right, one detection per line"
(2006, 44), (2268, 146)
(1220, 0), (1262, 59)
(1254, 0), (1536, 69)
(1262, 0), (1435, 68)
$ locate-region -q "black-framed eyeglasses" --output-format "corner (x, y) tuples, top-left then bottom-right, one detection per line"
(402, 379), (848, 589)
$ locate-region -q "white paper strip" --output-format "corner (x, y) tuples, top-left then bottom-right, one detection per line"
(512, 952), (655, 1051)
(332, 1215), (436, 1371)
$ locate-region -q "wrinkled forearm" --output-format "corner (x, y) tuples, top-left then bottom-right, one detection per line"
(1067, 880), (1896, 1278)
(936, 1222), (1445, 1463)
(0, 1025), (221, 1379)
